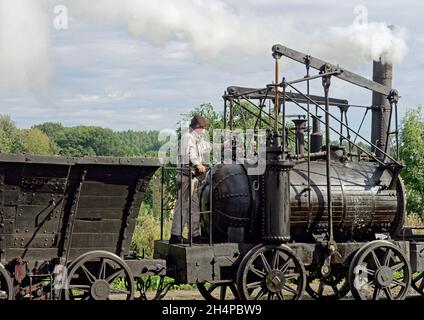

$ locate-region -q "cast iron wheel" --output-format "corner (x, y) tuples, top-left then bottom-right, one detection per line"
(236, 244), (306, 300)
(412, 272), (424, 296)
(197, 280), (239, 300)
(348, 240), (411, 300)
(306, 267), (350, 300)
(64, 251), (135, 300)
(0, 264), (13, 300)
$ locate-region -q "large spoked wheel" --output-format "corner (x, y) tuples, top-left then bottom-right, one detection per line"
(64, 251), (135, 300)
(0, 264), (13, 300)
(412, 272), (424, 296)
(348, 241), (411, 300)
(236, 244), (306, 300)
(306, 266), (350, 300)
(197, 280), (239, 301)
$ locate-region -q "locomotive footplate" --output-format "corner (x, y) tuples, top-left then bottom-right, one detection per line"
(154, 240), (254, 284)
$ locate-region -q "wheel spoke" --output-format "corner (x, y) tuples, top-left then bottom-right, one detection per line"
(370, 250), (381, 268)
(365, 268), (375, 276)
(282, 284), (298, 295)
(276, 292), (285, 300)
(253, 287), (266, 300)
(271, 250), (279, 269)
(249, 266), (266, 278)
(246, 281), (262, 290)
(383, 248), (392, 267)
(207, 283), (218, 294)
(331, 284), (339, 295)
(267, 292), (274, 300)
(80, 265), (96, 283)
(372, 287), (381, 300)
(413, 272), (424, 283)
(284, 273), (300, 281)
(220, 285), (227, 300)
(105, 268), (124, 283)
(278, 258), (292, 274)
(259, 253), (271, 272)
(390, 262), (405, 272)
(391, 278), (407, 288)
(229, 283), (238, 297)
(384, 288), (393, 300)
(98, 258), (106, 279)
(317, 281), (324, 296)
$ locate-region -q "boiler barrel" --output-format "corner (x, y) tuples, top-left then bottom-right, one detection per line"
(200, 161), (405, 242)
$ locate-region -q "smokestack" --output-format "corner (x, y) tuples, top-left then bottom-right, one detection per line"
(292, 118), (307, 157)
(310, 115), (323, 153)
(371, 60), (393, 160)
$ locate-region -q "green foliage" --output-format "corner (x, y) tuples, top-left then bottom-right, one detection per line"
(0, 115), (22, 153)
(131, 203), (172, 258)
(20, 128), (54, 155)
(400, 106), (424, 217)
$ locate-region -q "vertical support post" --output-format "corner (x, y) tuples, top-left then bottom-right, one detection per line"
(305, 55), (312, 230)
(223, 95), (227, 130)
(209, 171), (213, 245)
(160, 166), (164, 241)
(229, 97), (234, 131)
(188, 168), (192, 247)
(321, 64), (335, 249)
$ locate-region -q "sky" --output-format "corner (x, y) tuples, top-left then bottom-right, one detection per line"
(0, 0), (423, 139)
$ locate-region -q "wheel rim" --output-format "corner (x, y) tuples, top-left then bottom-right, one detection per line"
(306, 267), (350, 300)
(412, 272), (424, 296)
(237, 244), (306, 300)
(65, 251), (134, 300)
(197, 281), (239, 301)
(0, 264), (13, 300)
(348, 241), (411, 300)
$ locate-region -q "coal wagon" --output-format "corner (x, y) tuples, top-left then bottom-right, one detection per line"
(0, 154), (165, 300)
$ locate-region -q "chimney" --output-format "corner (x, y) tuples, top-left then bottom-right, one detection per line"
(292, 118), (307, 157)
(371, 60), (393, 160)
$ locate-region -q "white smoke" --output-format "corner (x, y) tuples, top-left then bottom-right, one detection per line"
(0, 0), (51, 93)
(69, 0), (409, 67)
(0, 0), (409, 93)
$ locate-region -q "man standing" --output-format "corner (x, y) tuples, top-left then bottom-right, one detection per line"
(169, 115), (210, 244)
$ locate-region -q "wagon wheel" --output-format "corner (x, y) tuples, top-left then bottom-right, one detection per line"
(0, 264), (14, 300)
(412, 272), (424, 296)
(306, 266), (350, 300)
(64, 251), (135, 300)
(236, 244), (306, 300)
(348, 240), (411, 300)
(197, 280), (239, 300)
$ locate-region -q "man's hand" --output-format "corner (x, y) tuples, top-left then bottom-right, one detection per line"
(196, 164), (206, 173)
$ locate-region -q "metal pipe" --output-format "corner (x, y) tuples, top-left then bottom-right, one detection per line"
(188, 168), (192, 246)
(322, 75), (334, 243)
(160, 166), (164, 240)
(285, 82), (400, 165)
(274, 57), (279, 131)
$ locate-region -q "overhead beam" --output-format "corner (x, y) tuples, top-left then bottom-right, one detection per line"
(272, 44), (392, 96)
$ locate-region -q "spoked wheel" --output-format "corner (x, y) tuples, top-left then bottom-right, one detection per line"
(64, 251), (135, 300)
(412, 272), (424, 296)
(306, 266), (350, 300)
(197, 280), (239, 301)
(348, 240), (411, 300)
(0, 264), (14, 300)
(236, 244), (306, 300)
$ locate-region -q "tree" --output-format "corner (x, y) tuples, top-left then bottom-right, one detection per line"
(0, 115), (22, 153)
(400, 106), (424, 217)
(20, 128), (53, 155)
